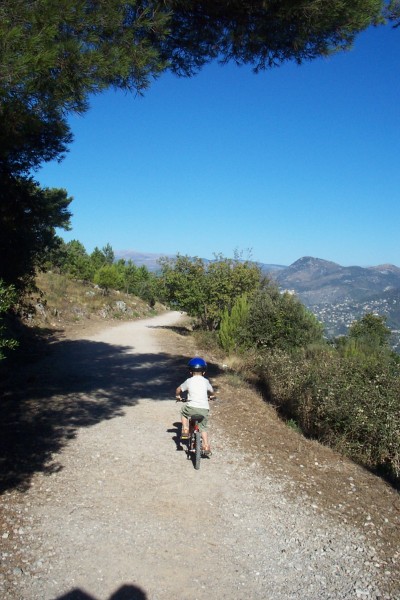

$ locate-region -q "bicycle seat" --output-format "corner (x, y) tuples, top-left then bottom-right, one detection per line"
(190, 414), (205, 423)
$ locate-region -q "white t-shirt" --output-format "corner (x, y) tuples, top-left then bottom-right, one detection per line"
(180, 375), (213, 409)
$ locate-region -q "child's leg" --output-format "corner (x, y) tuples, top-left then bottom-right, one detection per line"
(181, 415), (189, 437)
(201, 430), (210, 451)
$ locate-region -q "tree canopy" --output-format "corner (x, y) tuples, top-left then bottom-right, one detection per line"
(0, 0), (393, 290)
(245, 286), (325, 351)
(1, 1), (387, 118)
(159, 254), (261, 330)
(0, 177), (72, 287)
(161, 0), (385, 76)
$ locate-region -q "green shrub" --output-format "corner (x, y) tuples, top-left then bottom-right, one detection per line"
(253, 346), (400, 484)
(246, 287), (324, 351)
(218, 293), (249, 354)
(159, 254), (261, 331)
(0, 280), (18, 359)
(93, 264), (124, 293)
(286, 419), (302, 434)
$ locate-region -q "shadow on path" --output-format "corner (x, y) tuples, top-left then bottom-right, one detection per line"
(56, 583), (148, 599)
(147, 324), (192, 336)
(0, 335), (186, 493)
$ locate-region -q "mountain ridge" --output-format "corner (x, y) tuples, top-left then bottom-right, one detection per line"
(115, 249), (287, 272)
(269, 257), (400, 350)
(271, 256), (400, 305)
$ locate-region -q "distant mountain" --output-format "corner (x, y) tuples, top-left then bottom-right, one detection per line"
(272, 256), (400, 305)
(270, 257), (400, 350)
(115, 250), (171, 271)
(258, 262), (287, 273)
(116, 249), (287, 273)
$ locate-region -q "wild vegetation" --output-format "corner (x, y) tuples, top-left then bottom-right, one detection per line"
(33, 270), (161, 326)
(0, 281), (18, 359)
(49, 240), (159, 305)
(159, 255), (400, 487)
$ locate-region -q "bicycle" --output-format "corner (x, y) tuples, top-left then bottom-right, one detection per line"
(176, 396), (215, 470)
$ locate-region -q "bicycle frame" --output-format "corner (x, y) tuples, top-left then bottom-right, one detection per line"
(176, 395), (215, 470)
(186, 415), (203, 470)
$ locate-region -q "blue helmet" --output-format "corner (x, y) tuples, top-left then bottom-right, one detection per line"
(188, 357), (207, 372)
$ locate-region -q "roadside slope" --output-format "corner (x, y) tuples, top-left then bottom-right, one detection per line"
(0, 312), (399, 600)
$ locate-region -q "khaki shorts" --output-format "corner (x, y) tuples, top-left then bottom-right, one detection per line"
(180, 405), (209, 431)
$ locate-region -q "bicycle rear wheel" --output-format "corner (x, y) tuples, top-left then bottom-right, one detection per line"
(194, 430), (201, 470)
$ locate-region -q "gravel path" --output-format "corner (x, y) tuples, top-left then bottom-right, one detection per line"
(1, 312), (398, 600)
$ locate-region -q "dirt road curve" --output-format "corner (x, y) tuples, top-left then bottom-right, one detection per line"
(0, 312), (399, 600)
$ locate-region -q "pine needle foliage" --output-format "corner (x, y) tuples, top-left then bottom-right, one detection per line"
(219, 294), (250, 354)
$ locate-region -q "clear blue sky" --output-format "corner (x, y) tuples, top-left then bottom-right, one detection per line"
(37, 24), (400, 268)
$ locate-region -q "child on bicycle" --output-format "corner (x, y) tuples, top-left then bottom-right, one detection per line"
(176, 357), (214, 456)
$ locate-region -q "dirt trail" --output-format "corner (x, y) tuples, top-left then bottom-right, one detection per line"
(0, 312), (399, 600)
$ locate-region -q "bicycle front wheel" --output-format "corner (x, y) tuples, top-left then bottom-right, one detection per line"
(194, 430), (201, 470)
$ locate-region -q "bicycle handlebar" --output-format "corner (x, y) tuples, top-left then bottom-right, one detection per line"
(175, 395), (217, 402)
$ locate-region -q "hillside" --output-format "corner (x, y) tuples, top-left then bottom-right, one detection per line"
(272, 256), (400, 305)
(19, 272), (166, 341)
(266, 257), (400, 348)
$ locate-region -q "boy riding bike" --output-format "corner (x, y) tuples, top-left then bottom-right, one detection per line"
(176, 357), (214, 456)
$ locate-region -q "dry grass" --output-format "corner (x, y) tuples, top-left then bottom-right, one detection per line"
(23, 272), (165, 337)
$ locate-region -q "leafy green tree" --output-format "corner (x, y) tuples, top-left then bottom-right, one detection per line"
(336, 313), (394, 357)
(62, 240), (93, 281)
(1, 1), (385, 118)
(0, 1), (166, 291)
(102, 243), (115, 266)
(134, 265), (159, 306)
(206, 255), (261, 321)
(90, 247), (107, 272)
(123, 261), (140, 295)
(43, 236), (69, 273)
(0, 177), (72, 287)
(162, 1), (384, 76)
(160, 254), (261, 330)
(0, 0), (387, 181)
(90, 244), (115, 272)
(0, 96), (72, 176)
(0, 1), (169, 116)
(159, 255), (207, 319)
(386, 0), (400, 26)
(349, 313), (391, 347)
(94, 264), (124, 294)
(138, 276), (159, 308)
(246, 286), (324, 351)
